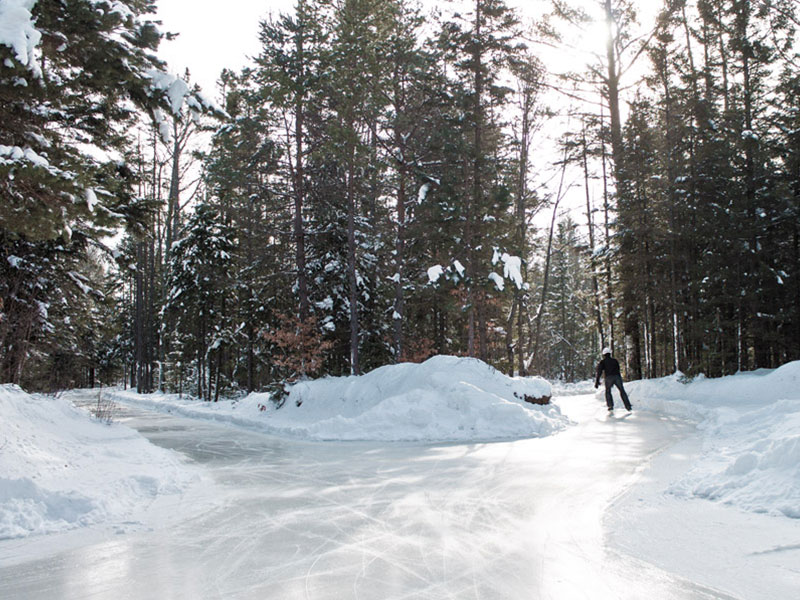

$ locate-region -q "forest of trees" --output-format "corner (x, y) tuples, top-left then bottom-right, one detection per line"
(1, 0), (798, 397)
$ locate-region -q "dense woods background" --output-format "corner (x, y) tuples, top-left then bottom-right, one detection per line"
(2, 0), (799, 397)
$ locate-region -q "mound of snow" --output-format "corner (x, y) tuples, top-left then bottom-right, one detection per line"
(111, 356), (568, 442)
(0, 385), (199, 540)
(624, 362), (800, 519)
(253, 355), (564, 441)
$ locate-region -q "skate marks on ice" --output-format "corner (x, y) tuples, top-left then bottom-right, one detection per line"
(0, 392), (738, 599)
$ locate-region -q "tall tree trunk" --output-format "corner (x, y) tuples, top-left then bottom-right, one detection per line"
(600, 106), (615, 353)
(135, 241), (145, 393)
(530, 195), (560, 369)
(471, 0), (486, 360)
(582, 121), (605, 349)
(513, 61), (535, 375)
(657, 43), (683, 373)
(506, 296), (518, 375)
(394, 159), (407, 359)
(604, 0), (641, 379)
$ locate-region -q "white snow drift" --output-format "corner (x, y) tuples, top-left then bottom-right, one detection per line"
(624, 362), (800, 519)
(0, 385), (200, 540)
(111, 355), (565, 442)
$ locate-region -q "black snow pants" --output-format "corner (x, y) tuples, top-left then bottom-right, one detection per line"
(604, 374), (631, 410)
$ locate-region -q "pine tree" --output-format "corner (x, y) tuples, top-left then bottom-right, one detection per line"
(203, 69), (291, 392)
(438, 0), (521, 361)
(165, 202), (235, 401)
(0, 0), (218, 386)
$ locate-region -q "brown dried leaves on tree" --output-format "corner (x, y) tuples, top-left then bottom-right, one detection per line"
(262, 314), (334, 380)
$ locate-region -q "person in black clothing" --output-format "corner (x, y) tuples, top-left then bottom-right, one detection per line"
(595, 347), (632, 412)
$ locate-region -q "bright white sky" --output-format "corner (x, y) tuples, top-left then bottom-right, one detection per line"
(154, 0), (658, 230)
(155, 0), (291, 97)
(155, 0), (641, 103)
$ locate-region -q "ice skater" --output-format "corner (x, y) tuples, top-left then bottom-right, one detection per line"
(594, 347), (632, 412)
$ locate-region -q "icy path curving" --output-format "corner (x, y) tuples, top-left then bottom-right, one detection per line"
(0, 391), (740, 599)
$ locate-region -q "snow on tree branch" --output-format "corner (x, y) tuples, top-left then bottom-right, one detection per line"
(0, 0), (42, 77)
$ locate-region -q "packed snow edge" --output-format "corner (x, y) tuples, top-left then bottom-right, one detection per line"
(110, 356), (569, 442)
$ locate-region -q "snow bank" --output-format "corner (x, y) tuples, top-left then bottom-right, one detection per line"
(0, 385), (199, 540)
(668, 398), (800, 518)
(111, 356), (567, 442)
(624, 363), (800, 519)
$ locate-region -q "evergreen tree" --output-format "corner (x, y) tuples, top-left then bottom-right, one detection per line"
(165, 201), (235, 401)
(0, 0), (217, 386)
(438, 0), (521, 361)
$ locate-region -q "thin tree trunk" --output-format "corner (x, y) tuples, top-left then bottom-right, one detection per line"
(471, 0), (486, 360)
(506, 296), (518, 376)
(346, 135), (360, 375)
(601, 106), (615, 353)
(530, 195), (560, 369)
(294, 20), (309, 325)
(528, 149), (568, 370)
(394, 160), (407, 359)
(513, 63), (534, 376)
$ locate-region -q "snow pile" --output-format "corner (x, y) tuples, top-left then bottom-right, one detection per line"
(427, 264), (444, 284)
(627, 362), (800, 518)
(0, 144), (50, 168)
(487, 250), (525, 292)
(0, 385), (199, 540)
(669, 399), (800, 518)
(256, 355), (562, 441)
(111, 356), (567, 442)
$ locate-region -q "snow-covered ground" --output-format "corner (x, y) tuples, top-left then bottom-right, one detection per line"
(1, 359), (799, 598)
(0, 385), (204, 541)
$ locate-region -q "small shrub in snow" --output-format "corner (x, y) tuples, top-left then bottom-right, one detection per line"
(90, 389), (116, 424)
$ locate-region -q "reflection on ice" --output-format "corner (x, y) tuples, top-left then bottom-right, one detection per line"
(0, 394), (746, 599)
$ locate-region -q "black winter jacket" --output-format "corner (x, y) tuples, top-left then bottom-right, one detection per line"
(595, 356), (621, 385)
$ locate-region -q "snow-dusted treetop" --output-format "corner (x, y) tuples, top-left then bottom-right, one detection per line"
(0, 0), (225, 240)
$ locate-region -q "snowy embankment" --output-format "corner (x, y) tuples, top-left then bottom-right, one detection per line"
(110, 356), (568, 442)
(0, 385), (200, 540)
(622, 363), (800, 519)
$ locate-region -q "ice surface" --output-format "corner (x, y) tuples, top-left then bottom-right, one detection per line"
(4, 363), (800, 598)
(0, 392), (736, 599)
